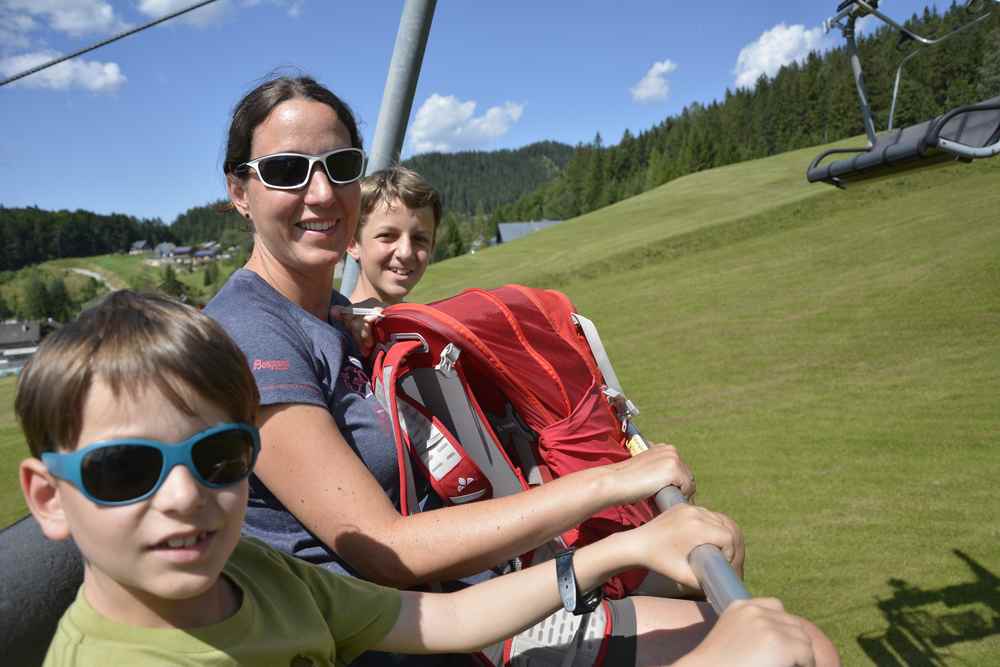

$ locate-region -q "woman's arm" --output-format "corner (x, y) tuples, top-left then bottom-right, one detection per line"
(376, 503), (744, 654)
(256, 402), (695, 587)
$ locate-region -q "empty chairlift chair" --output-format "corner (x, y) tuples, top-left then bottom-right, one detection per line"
(807, 0), (1000, 187)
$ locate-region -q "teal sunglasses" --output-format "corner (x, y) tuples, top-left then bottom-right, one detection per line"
(42, 423), (260, 506)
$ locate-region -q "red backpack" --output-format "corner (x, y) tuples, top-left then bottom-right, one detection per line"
(369, 284), (655, 600)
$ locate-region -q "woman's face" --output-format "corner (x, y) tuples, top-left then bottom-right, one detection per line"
(229, 97), (360, 277)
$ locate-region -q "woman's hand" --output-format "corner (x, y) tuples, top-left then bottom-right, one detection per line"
(603, 443), (696, 505)
(676, 598), (816, 667)
(627, 503), (745, 588)
(330, 300), (384, 357)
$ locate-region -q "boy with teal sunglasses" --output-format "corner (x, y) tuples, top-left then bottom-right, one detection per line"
(17, 290), (818, 666)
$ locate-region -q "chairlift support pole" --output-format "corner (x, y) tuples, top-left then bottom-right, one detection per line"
(341, 0), (436, 297)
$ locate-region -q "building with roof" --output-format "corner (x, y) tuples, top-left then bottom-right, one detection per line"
(495, 220), (563, 245)
(129, 240), (150, 255)
(0, 320), (41, 376)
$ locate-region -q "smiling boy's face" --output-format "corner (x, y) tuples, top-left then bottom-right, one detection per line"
(348, 199), (436, 305)
(39, 378), (247, 627)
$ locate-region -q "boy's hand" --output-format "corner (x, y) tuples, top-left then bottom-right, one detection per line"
(330, 300), (384, 357)
(677, 598), (816, 667)
(630, 503), (744, 589)
(605, 444), (696, 503)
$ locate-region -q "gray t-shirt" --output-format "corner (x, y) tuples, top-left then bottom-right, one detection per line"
(206, 269), (414, 575)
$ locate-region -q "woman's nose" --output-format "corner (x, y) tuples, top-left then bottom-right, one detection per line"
(303, 163), (335, 206)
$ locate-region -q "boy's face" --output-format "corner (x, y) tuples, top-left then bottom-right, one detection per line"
(29, 378), (247, 626)
(348, 200), (435, 304)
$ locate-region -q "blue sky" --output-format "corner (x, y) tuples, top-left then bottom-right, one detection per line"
(0, 0), (937, 224)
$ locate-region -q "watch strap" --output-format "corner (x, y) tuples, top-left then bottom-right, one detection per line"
(555, 548), (603, 615)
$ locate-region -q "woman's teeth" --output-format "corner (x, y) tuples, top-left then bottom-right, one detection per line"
(299, 221), (333, 232)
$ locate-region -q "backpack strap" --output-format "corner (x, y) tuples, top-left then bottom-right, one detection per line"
(371, 338), (425, 515)
(570, 313), (640, 426)
(400, 343), (528, 499)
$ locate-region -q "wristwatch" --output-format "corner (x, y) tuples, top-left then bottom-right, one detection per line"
(555, 548), (603, 615)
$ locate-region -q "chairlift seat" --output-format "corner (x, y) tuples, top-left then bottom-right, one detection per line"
(808, 96), (1000, 186)
(0, 515), (83, 667)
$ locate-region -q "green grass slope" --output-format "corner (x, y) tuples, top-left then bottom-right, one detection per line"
(414, 143), (1000, 664)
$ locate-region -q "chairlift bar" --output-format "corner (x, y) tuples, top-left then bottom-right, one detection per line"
(887, 7), (995, 128)
(930, 99), (1000, 158)
(844, 20), (879, 146)
(628, 425), (751, 614)
(341, 0), (437, 296)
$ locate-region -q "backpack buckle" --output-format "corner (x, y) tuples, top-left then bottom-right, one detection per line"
(436, 343), (461, 376)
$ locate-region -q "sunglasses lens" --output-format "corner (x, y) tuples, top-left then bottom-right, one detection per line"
(191, 429), (256, 486)
(258, 155), (310, 188)
(81, 445), (163, 503)
(325, 149), (364, 183)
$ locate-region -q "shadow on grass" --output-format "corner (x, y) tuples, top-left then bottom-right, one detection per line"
(857, 549), (1000, 666)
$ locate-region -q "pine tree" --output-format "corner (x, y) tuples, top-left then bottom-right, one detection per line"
(158, 264), (186, 299)
(203, 262), (219, 287)
(976, 27), (1000, 98)
(23, 274), (49, 319)
(46, 277), (71, 321)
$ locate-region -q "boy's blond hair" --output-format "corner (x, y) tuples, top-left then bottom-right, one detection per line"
(358, 166), (443, 241)
(16, 290), (259, 457)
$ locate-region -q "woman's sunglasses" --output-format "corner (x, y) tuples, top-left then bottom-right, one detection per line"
(236, 147), (366, 190)
(42, 423), (260, 506)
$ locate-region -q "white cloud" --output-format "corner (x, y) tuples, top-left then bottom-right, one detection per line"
(0, 12), (36, 52)
(136, 0), (229, 26)
(630, 59), (678, 103)
(409, 94), (524, 153)
(0, 50), (125, 91)
(136, 0), (302, 25)
(4, 0), (130, 37)
(733, 23), (835, 89)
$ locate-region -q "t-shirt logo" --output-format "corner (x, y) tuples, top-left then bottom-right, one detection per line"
(253, 358), (290, 371)
(340, 361), (371, 396)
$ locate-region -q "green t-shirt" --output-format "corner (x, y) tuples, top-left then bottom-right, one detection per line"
(43, 538), (402, 667)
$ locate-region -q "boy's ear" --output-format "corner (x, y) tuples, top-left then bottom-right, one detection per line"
(20, 458), (71, 541)
(347, 238), (361, 261)
(226, 174), (251, 220)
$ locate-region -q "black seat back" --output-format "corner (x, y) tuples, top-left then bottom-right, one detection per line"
(0, 515), (83, 667)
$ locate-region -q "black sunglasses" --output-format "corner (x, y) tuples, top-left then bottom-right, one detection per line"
(236, 148), (366, 190)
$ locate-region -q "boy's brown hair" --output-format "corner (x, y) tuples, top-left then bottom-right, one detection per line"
(15, 290), (259, 457)
(358, 166), (443, 241)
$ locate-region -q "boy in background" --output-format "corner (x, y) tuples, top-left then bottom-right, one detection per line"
(18, 290), (818, 666)
(347, 166), (440, 306)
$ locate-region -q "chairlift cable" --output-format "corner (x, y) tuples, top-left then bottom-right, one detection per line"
(0, 0), (221, 89)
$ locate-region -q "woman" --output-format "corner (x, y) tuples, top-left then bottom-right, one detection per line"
(206, 75), (837, 667)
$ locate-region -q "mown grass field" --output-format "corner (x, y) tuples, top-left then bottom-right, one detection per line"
(411, 142), (1000, 665)
(2, 139), (997, 664)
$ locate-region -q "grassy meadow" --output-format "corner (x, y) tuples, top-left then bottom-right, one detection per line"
(412, 142), (1000, 665)
(2, 138), (998, 664)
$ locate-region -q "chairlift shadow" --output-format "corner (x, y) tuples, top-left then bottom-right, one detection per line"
(856, 549), (1000, 665)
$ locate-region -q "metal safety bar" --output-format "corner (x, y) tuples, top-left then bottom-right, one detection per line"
(628, 425), (751, 614)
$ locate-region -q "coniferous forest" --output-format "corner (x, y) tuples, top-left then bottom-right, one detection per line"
(489, 4), (1000, 228)
(1, 3), (997, 270)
